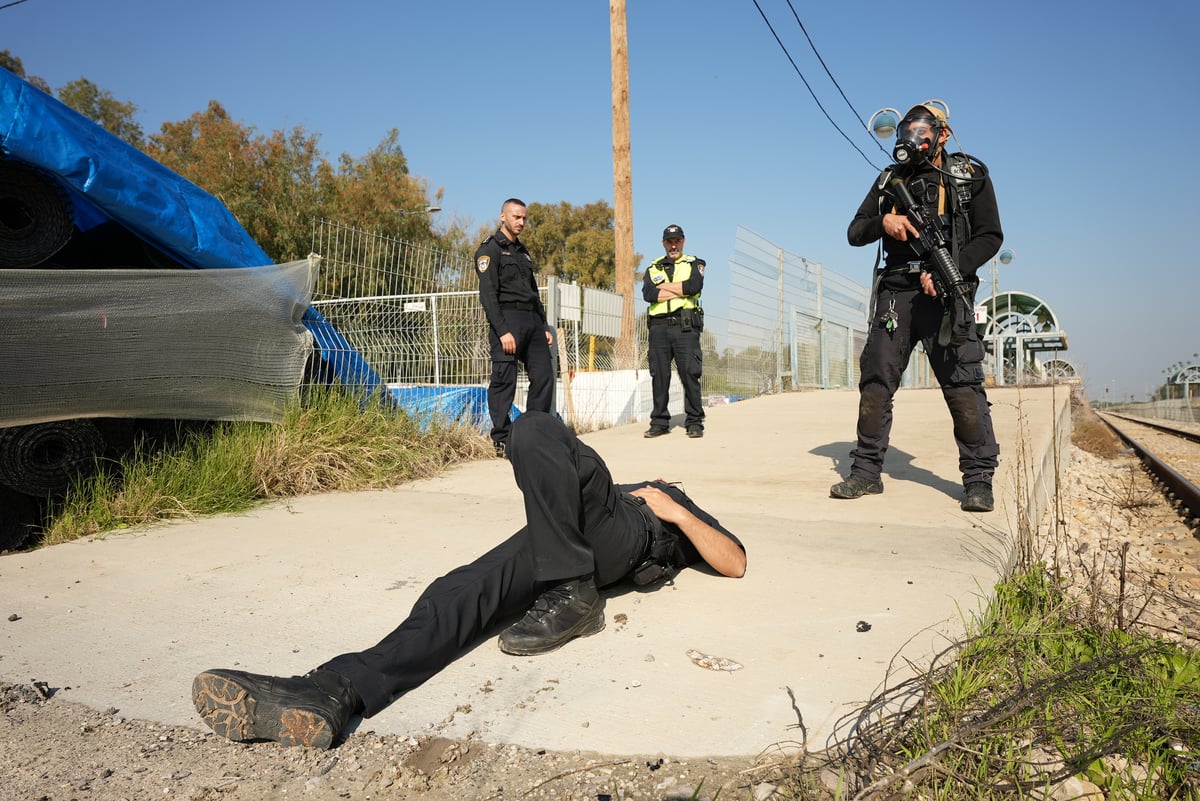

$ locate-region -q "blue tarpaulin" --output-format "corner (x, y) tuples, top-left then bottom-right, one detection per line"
(390, 386), (491, 431)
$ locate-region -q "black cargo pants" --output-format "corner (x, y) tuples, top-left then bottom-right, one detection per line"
(647, 317), (704, 430)
(849, 286), (999, 486)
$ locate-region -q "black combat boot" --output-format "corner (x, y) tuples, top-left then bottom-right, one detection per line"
(961, 482), (995, 513)
(830, 474), (884, 499)
(498, 575), (604, 656)
(192, 667), (362, 749)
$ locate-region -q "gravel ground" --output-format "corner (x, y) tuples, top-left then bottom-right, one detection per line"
(3, 441), (1197, 801)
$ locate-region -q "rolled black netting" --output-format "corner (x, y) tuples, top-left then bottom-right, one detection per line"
(0, 419), (105, 497)
(0, 160), (75, 268)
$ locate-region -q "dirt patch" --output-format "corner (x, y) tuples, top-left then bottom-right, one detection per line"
(0, 679), (767, 800)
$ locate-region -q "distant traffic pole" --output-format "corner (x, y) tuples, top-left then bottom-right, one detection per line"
(610, 0), (635, 368)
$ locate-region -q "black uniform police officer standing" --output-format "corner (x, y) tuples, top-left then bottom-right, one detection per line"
(475, 198), (554, 456)
(192, 411), (746, 749)
(642, 224), (706, 439)
(830, 103), (1003, 512)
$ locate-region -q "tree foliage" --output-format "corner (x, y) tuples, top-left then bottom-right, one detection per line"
(56, 77), (144, 147)
(519, 200), (642, 290)
(335, 130), (424, 235)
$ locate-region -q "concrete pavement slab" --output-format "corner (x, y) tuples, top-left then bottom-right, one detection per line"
(0, 386), (1070, 757)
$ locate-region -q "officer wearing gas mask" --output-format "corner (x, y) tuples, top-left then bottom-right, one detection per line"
(831, 102), (1004, 512)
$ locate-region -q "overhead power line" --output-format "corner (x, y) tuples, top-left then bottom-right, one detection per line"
(783, 0), (889, 157)
(750, 0), (884, 170)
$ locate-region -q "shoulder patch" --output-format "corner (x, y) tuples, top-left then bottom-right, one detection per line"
(476, 255), (490, 273)
(696, 260), (705, 274)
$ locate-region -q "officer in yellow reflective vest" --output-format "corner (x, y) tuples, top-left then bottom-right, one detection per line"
(641, 224), (705, 439)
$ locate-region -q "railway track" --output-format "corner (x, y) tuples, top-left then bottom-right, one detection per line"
(1098, 412), (1200, 523)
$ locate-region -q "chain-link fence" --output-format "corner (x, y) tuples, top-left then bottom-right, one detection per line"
(308, 220), (937, 432)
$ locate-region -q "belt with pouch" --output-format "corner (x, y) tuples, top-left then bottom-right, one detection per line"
(621, 493), (684, 586)
(649, 308), (703, 328)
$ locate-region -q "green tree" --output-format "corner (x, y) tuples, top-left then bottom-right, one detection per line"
(254, 126), (337, 262)
(331, 129), (441, 247)
(57, 77), (144, 147)
(521, 200), (642, 289)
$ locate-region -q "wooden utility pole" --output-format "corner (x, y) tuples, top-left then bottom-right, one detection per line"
(610, 0), (636, 368)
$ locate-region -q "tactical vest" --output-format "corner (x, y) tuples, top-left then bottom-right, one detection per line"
(881, 152), (975, 265)
(647, 256), (701, 317)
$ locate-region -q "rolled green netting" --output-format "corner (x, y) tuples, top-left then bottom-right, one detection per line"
(0, 160), (75, 268)
(0, 419), (105, 497)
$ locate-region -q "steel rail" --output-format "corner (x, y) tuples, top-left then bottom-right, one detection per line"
(1105, 412), (1200, 445)
(1097, 413), (1200, 521)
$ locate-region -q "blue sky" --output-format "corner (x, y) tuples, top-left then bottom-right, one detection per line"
(6, 0), (1198, 402)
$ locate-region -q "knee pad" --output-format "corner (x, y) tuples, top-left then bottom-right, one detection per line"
(858, 384), (890, 438)
(945, 387), (985, 444)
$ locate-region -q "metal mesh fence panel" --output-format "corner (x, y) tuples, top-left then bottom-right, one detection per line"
(729, 226), (877, 391)
(309, 220), (650, 431)
(310, 219), (488, 389)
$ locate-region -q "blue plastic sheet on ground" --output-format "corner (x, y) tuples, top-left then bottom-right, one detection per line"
(390, 386), (492, 431)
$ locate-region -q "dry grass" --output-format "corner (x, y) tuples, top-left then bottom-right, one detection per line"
(1070, 393), (1125, 458)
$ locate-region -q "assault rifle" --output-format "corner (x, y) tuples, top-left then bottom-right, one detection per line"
(878, 168), (976, 347)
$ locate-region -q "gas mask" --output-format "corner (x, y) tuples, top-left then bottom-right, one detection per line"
(892, 115), (941, 166)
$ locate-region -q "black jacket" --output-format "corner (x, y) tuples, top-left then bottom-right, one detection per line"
(847, 154), (1003, 292)
(474, 230), (546, 336)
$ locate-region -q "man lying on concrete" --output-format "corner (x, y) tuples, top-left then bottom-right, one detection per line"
(192, 411), (746, 749)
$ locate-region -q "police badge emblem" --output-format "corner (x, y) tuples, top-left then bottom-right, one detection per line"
(476, 255), (490, 272)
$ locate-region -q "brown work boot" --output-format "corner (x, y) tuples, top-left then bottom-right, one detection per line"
(192, 668), (362, 748)
(498, 576), (604, 656)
